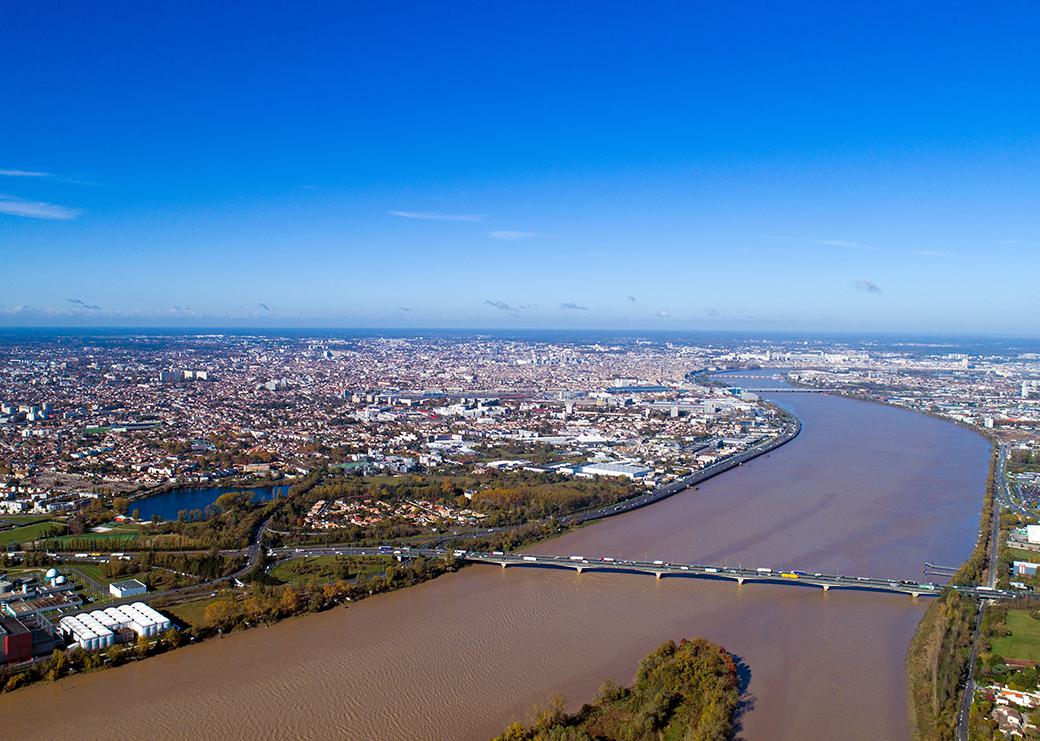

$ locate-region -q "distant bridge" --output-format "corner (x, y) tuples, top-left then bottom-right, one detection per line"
(714, 374), (787, 380)
(737, 388), (838, 394)
(273, 545), (1015, 601)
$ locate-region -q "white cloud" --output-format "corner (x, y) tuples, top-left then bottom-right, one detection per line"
(913, 249), (946, 257)
(817, 239), (880, 251)
(0, 194), (80, 220)
(656, 310), (671, 317)
(0, 169), (50, 178)
(388, 210), (484, 222)
(488, 230), (539, 240)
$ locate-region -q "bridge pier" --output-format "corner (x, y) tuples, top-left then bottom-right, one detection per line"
(655, 572), (663, 580)
(821, 584), (830, 592)
(575, 567), (584, 575)
(910, 592), (919, 599)
(736, 577), (745, 586)
(499, 562), (508, 569)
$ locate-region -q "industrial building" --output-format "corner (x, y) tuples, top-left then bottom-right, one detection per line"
(109, 578), (148, 598)
(58, 603), (171, 650)
(0, 612), (60, 665)
(0, 616), (33, 665)
(1014, 560), (1040, 578)
(576, 462), (653, 480)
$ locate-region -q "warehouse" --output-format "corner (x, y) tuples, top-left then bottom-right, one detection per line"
(59, 602), (172, 649)
(59, 614), (114, 651)
(109, 578), (148, 598)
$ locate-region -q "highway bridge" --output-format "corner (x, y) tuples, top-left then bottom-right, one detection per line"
(735, 388), (838, 393)
(270, 545), (1019, 601)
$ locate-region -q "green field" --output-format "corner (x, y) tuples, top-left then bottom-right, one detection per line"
(270, 555), (389, 586)
(1007, 547), (1040, 564)
(167, 596), (221, 629)
(66, 562), (111, 584)
(43, 532), (139, 546)
(992, 610), (1040, 662)
(0, 515), (52, 526)
(0, 521), (66, 547)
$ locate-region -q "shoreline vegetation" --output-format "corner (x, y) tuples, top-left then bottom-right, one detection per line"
(493, 638), (743, 741)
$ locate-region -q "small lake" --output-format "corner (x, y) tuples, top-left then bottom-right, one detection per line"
(132, 484), (290, 521)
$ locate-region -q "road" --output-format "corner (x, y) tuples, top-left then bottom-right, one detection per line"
(267, 545), (1022, 600)
(956, 444), (1008, 741)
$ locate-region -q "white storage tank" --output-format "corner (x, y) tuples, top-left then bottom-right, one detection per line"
(104, 607), (128, 626)
(140, 606), (171, 632)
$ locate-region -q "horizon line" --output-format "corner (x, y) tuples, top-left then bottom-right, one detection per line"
(1, 325), (1040, 341)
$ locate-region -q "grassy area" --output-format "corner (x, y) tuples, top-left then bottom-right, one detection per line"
(67, 562), (111, 584)
(60, 564), (114, 603)
(166, 595), (221, 629)
(43, 531), (139, 547)
(991, 610), (1040, 662)
(0, 521), (66, 547)
(1007, 547), (1040, 564)
(0, 515), (53, 526)
(93, 522), (144, 533)
(270, 555), (389, 586)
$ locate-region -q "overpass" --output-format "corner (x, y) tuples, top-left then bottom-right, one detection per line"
(270, 545), (1017, 601)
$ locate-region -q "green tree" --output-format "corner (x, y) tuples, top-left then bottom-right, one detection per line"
(216, 491), (252, 512)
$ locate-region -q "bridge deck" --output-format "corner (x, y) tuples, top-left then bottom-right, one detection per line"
(270, 546), (1016, 600)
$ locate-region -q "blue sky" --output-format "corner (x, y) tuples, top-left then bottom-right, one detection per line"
(2, 2), (1039, 333)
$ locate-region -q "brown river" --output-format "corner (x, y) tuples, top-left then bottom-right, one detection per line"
(2, 389), (989, 740)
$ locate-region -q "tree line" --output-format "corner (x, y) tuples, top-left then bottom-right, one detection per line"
(494, 637), (742, 741)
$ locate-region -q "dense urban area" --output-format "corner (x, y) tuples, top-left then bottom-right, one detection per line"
(0, 331), (792, 689)
(3, 330), (1040, 740)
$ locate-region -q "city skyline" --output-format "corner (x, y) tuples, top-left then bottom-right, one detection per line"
(3, 3), (1040, 333)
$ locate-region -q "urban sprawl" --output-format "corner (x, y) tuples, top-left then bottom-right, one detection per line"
(2, 332), (1040, 740)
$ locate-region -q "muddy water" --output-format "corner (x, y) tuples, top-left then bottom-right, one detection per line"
(2, 392), (988, 741)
